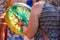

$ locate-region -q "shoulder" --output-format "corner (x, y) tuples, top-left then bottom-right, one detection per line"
(42, 2), (57, 12)
(31, 1), (46, 17)
(43, 2), (57, 9)
(33, 1), (45, 6)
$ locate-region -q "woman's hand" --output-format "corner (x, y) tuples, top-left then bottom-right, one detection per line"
(23, 26), (28, 34)
(17, 20), (24, 27)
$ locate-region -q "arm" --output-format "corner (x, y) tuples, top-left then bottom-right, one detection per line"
(23, 4), (39, 39)
(23, 2), (44, 39)
(0, 13), (7, 40)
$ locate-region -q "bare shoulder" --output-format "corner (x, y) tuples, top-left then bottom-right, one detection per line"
(32, 1), (45, 17)
(33, 1), (45, 6)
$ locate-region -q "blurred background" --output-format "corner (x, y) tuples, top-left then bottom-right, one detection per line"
(0, 0), (28, 40)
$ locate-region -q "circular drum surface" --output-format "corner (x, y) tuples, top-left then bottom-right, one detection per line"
(5, 3), (31, 35)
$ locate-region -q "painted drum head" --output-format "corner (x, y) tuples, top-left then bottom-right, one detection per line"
(5, 3), (31, 35)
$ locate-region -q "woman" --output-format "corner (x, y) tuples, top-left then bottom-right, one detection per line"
(23, 0), (60, 40)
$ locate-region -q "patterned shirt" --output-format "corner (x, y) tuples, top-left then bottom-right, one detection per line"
(34, 2), (60, 40)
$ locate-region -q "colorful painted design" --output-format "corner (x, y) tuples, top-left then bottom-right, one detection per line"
(5, 3), (31, 35)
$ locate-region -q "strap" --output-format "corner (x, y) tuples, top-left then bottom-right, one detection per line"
(38, 1), (50, 40)
(39, 27), (50, 40)
(34, 1), (50, 40)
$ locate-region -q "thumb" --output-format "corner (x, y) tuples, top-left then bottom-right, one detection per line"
(23, 26), (27, 32)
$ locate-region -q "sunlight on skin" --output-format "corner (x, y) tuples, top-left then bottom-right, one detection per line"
(0, 13), (7, 40)
(24, 36), (34, 40)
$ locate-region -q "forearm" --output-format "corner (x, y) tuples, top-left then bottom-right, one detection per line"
(23, 26), (34, 39)
(24, 36), (34, 40)
(24, 30), (33, 39)
(0, 24), (7, 40)
(0, 14), (7, 40)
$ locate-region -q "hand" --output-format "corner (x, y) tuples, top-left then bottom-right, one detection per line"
(23, 25), (28, 36)
(23, 26), (27, 32)
(17, 20), (24, 27)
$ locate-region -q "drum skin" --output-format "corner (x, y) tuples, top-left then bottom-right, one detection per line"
(5, 3), (31, 35)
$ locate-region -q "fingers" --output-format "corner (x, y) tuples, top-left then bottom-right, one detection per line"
(23, 26), (27, 32)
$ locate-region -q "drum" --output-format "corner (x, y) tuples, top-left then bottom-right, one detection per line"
(5, 3), (31, 35)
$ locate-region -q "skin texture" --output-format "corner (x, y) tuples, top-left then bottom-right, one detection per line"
(23, 1), (45, 39)
(32, 0), (37, 3)
(0, 13), (7, 40)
